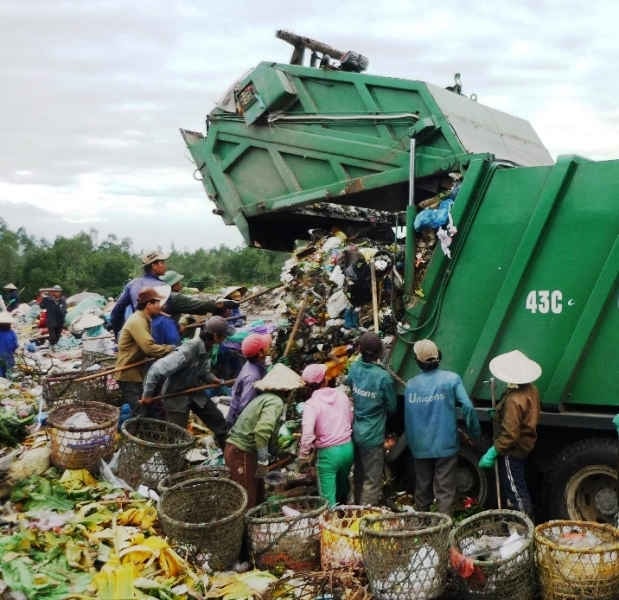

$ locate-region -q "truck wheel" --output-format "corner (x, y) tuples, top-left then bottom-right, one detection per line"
(456, 446), (488, 509)
(545, 438), (618, 523)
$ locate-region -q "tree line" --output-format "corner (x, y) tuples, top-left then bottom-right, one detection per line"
(0, 220), (286, 301)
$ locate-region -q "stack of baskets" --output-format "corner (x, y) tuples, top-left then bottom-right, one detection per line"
(158, 477), (247, 571)
(245, 496), (328, 572)
(117, 418), (194, 489)
(47, 400), (119, 471)
(360, 511), (453, 600)
(449, 509), (535, 600)
(535, 520), (619, 600)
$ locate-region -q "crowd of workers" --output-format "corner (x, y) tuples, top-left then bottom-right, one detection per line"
(1, 249), (572, 521)
(98, 249), (550, 519)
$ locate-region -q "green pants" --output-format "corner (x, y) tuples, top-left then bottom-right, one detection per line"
(316, 441), (354, 507)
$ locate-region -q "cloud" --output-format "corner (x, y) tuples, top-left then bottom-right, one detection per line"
(0, 0), (618, 251)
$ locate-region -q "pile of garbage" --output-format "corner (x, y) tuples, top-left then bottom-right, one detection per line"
(259, 230), (404, 374)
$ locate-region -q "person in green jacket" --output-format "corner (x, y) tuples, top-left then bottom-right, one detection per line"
(224, 364), (305, 508)
(345, 332), (397, 505)
(161, 270), (238, 325)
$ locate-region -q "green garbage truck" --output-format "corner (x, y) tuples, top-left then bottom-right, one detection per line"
(181, 35), (618, 522)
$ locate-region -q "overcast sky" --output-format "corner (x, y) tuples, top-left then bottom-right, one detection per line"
(1, 1), (618, 254)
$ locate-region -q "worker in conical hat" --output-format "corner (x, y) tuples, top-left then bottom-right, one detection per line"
(479, 349), (542, 517)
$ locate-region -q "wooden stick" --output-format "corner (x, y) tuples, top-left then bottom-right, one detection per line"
(283, 295), (307, 358)
(490, 377), (502, 509)
(386, 366), (406, 387)
(73, 357), (155, 382)
(149, 378), (236, 402)
(370, 261), (380, 333)
(239, 284), (284, 305)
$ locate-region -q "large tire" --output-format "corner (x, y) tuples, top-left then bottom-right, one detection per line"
(545, 437), (618, 523)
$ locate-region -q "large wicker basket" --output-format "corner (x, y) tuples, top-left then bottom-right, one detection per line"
(43, 369), (121, 407)
(157, 465), (230, 494)
(449, 509), (535, 600)
(320, 505), (390, 573)
(246, 496), (329, 572)
(360, 511), (453, 600)
(117, 418), (194, 489)
(158, 477), (247, 571)
(535, 520), (619, 600)
(47, 401), (119, 471)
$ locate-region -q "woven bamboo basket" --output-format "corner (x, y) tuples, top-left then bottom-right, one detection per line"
(81, 350), (116, 369)
(47, 401), (119, 471)
(42, 369), (121, 407)
(158, 477), (247, 571)
(246, 496), (329, 572)
(320, 505), (390, 573)
(449, 509), (535, 600)
(157, 464), (230, 494)
(360, 511), (453, 600)
(263, 570), (372, 600)
(117, 418), (194, 489)
(535, 520), (619, 600)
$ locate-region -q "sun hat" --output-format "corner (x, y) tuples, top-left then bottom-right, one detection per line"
(141, 250), (170, 265)
(359, 332), (383, 358)
(254, 363), (305, 392)
(137, 288), (164, 305)
(241, 333), (272, 358)
(0, 312), (14, 325)
(301, 363), (327, 385)
(413, 339), (440, 362)
(202, 315), (235, 337)
(74, 313), (104, 330)
(3, 283), (17, 290)
(489, 350), (542, 384)
(222, 285), (248, 299)
(161, 270), (184, 287)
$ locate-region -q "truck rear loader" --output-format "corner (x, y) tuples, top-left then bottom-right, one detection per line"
(181, 34), (618, 523)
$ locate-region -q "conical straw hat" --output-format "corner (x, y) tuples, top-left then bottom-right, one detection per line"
(489, 350), (542, 384)
(254, 363), (305, 391)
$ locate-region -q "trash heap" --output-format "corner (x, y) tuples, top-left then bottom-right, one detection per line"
(268, 230), (405, 374)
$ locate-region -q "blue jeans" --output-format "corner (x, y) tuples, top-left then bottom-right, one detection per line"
(498, 455), (533, 516)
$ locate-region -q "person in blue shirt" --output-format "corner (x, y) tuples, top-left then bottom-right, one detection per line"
(345, 332), (397, 505)
(110, 251), (170, 338)
(0, 313), (18, 378)
(404, 339), (480, 515)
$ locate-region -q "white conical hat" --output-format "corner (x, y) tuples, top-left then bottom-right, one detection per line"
(489, 350), (542, 384)
(74, 313), (104, 330)
(254, 363), (305, 391)
(0, 312), (14, 324)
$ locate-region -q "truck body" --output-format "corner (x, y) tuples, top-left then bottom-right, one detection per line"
(182, 59), (618, 522)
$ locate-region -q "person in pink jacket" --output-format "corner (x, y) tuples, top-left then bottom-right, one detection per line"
(299, 363), (354, 506)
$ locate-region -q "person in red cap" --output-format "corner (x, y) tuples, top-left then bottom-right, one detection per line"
(226, 333), (271, 429)
(299, 363), (354, 506)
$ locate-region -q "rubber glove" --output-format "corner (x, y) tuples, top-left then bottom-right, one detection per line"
(478, 446), (499, 469)
(613, 413), (619, 435)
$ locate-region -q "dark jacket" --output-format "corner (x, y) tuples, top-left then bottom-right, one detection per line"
(494, 384), (541, 459)
(40, 296), (66, 329)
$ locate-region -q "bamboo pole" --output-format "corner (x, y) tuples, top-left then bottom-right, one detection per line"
(370, 261), (380, 333)
(147, 378), (236, 402)
(282, 295), (308, 358)
(73, 357), (155, 382)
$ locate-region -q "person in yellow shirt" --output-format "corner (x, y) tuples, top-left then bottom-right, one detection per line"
(115, 288), (174, 417)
